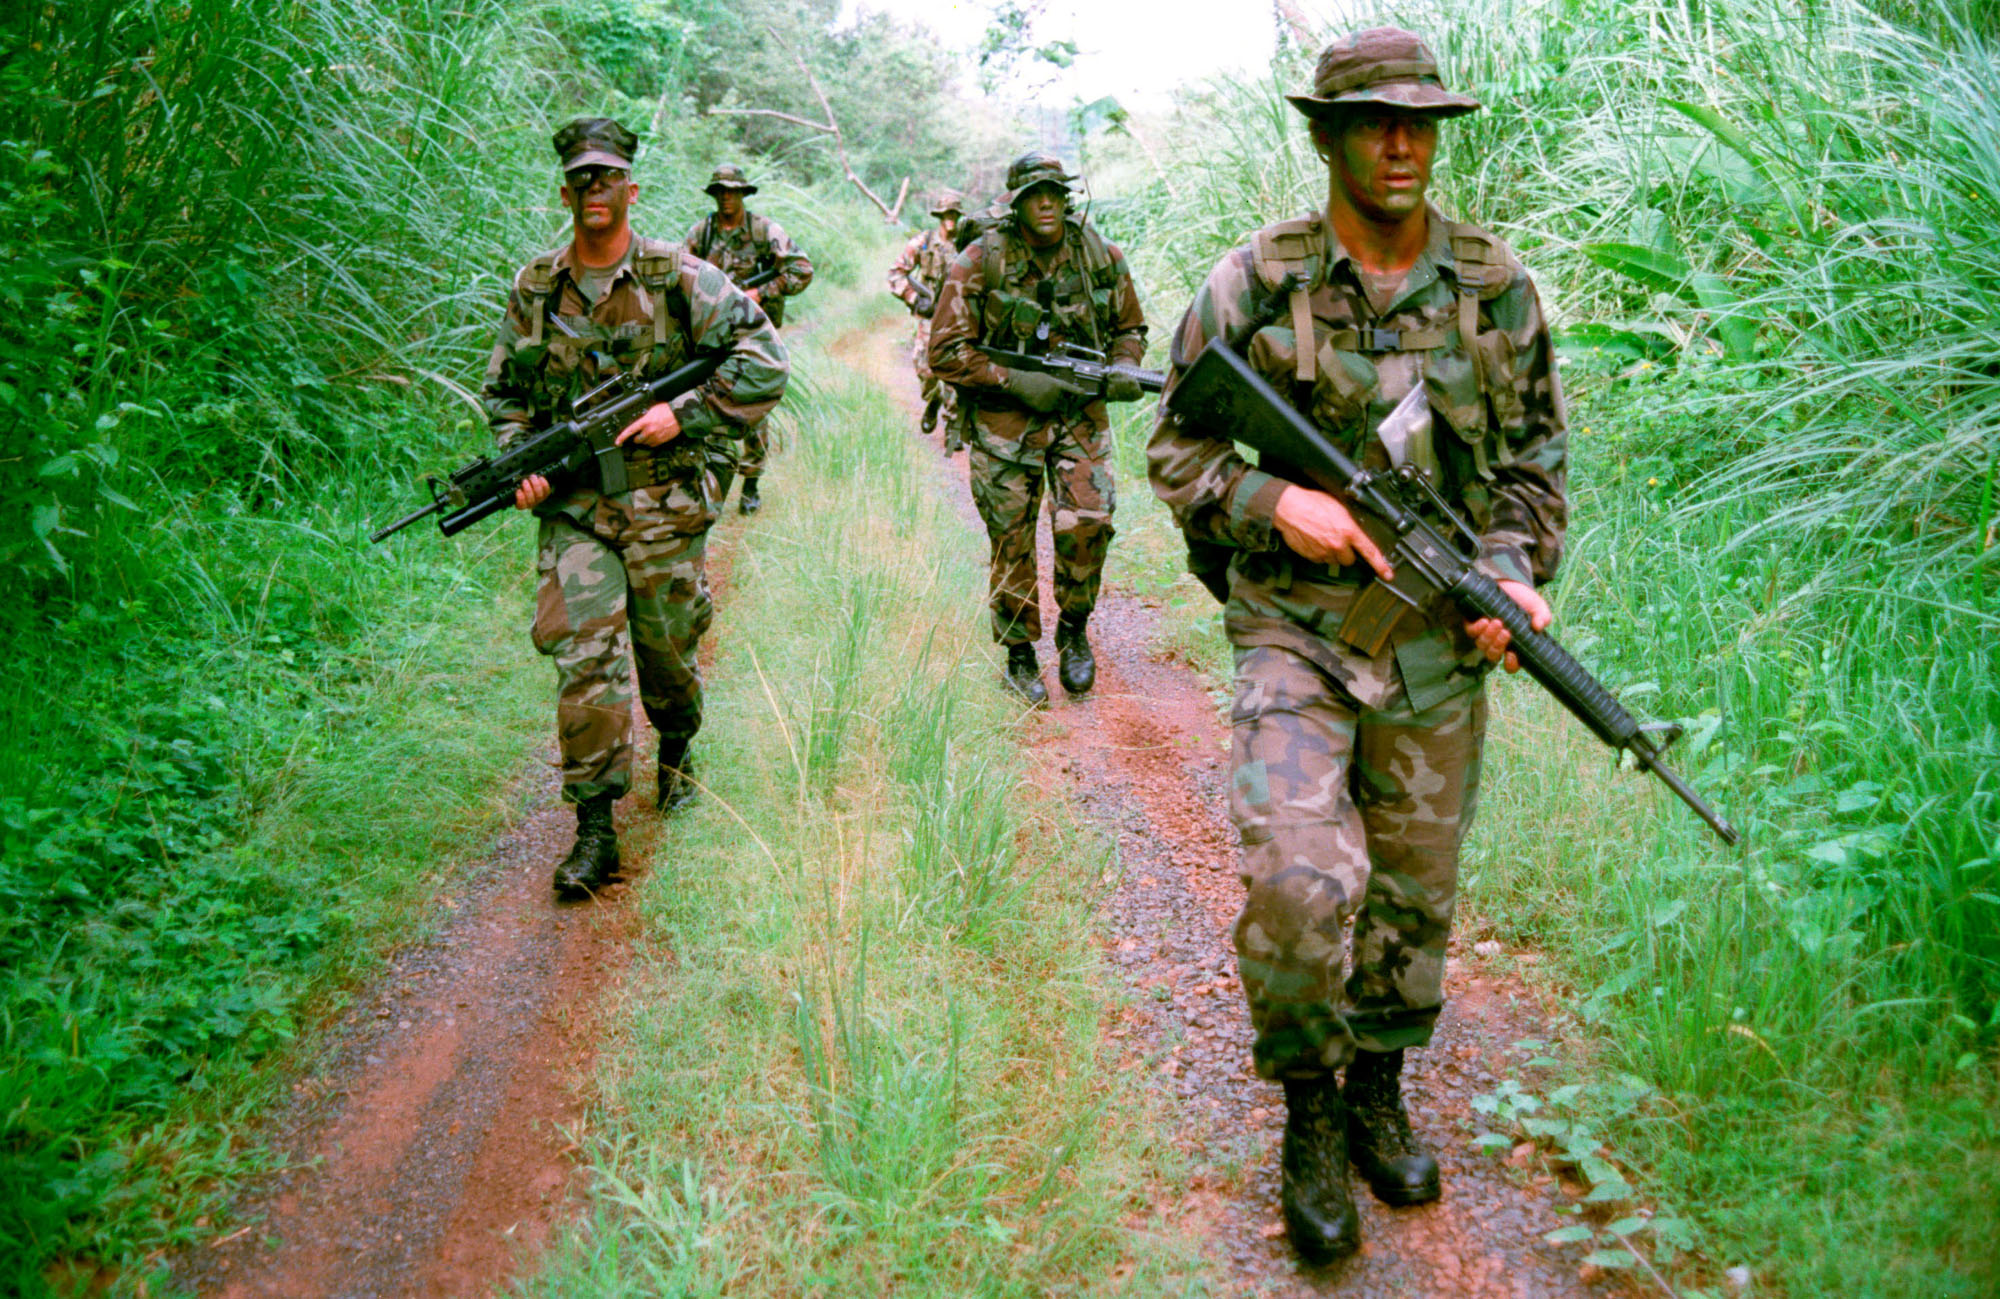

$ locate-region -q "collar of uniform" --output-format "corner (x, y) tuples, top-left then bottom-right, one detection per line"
(1320, 202), (1454, 314)
(551, 237), (637, 288)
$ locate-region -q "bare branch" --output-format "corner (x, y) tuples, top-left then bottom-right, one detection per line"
(694, 28), (909, 224)
(705, 107), (835, 133)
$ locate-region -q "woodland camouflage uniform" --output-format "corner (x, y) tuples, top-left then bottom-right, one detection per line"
(1149, 66), (1567, 1084)
(887, 188), (964, 446)
(929, 158), (1147, 648)
(484, 218), (787, 805)
(685, 165), (813, 481)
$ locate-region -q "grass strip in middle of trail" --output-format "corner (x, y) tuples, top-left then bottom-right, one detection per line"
(515, 293), (1205, 1295)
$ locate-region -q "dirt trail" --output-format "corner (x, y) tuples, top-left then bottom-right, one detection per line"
(170, 541), (742, 1298)
(857, 321), (1630, 1297)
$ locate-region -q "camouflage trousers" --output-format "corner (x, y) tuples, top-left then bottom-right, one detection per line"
(738, 418), (769, 478)
(1228, 644), (1487, 1079)
(966, 407), (1115, 644)
(532, 490), (714, 803)
(910, 318), (958, 436)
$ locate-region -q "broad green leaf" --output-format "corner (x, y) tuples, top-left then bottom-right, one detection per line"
(31, 504), (59, 537)
(1583, 1248), (1636, 1269)
(1544, 1225), (1596, 1245)
(1662, 99), (1796, 199)
(1581, 242), (1693, 299)
(1607, 1216), (1650, 1237)
(1585, 1177), (1634, 1202)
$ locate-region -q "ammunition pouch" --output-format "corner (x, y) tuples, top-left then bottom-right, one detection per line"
(619, 440), (708, 491)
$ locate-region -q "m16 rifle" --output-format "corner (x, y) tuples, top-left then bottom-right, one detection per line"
(1166, 276), (1740, 846)
(371, 267), (781, 543)
(976, 279), (1163, 401)
(369, 352), (726, 542)
(975, 341), (1165, 400)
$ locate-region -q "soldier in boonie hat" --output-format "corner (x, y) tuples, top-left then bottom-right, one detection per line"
(1000, 151), (1076, 206)
(1285, 26), (1481, 120)
(928, 187), (966, 217)
(553, 116), (639, 172)
(703, 163), (759, 196)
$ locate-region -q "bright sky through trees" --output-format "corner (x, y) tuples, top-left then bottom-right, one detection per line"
(843, 0), (1283, 108)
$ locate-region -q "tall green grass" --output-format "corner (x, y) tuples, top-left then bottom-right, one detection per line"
(1102, 1), (1997, 1292)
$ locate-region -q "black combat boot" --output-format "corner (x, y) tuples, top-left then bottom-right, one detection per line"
(656, 734), (697, 816)
(921, 396), (941, 433)
(738, 476), (762, 514)
(1281, 1076), (1362, 1263)
(552, 792), (620, 901)
(1054, 611), (1096, 695)
(1344, 1048), (1441, 1205)
(1003, 642), (1048, 707)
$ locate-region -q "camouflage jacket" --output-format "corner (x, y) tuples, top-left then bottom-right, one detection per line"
(929, 214), (1147, 399)
(886, 227), (955, 312)
(684, 211), (813, 326)
(481, 234), (789, 519)
(1149, 205), (1568, 708)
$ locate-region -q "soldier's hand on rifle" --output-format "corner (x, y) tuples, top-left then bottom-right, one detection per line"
(514, 474), (552, 510)
(615, 401), (681, 448)
(1003, 368), (1079, 413)
(746, 285), (763, 304)
(1273, 485), (1395, 580)
(1466, 579), (1551, 674)
(1104, 360), (1145, 403)
(912, 287), (935, 317)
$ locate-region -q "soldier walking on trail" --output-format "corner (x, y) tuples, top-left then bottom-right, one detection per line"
(685, 164), (814, 515)
(1149, 30), (1569, 1263)
(930, 153), (1148, 705)
(484, 119), (789, 901)
(887, 189), (966, 450)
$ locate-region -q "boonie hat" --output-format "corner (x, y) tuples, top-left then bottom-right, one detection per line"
(554, 117), (638, 172)
(704, 164), (759, 196)
(1286, 27), (1481, 120)
(1001, 152), (1076, 206)
(929, 188), (966, 216)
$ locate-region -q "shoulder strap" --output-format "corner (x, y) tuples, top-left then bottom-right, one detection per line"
(1250, 211), (1327, 388)
(691, 215), (714, 263)
(631, 236), (689, 349)
(519, 250), (560, 346)
(1444, 217), (1513, 393)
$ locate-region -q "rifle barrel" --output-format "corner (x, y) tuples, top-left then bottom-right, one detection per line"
(369, 498), (444, 543)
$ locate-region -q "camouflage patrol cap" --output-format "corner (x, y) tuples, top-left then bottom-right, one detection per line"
(928, 188), (966, 216)
(704, 163), (759, 195)
(553, 117), (638, 172)
(1286, 27), (1481, 120)
(1001, 152), (1076, 206)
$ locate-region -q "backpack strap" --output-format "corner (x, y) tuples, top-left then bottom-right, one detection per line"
(519, 251), (559, 347)
(1250, 211), (1327, 389)
(1446, 219), (1512, 387)
(1445, 218), (1520, 478)
(630, 237), (690, 353)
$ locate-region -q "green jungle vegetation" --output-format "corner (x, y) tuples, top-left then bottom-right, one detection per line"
(1, 0), (1994, 1295)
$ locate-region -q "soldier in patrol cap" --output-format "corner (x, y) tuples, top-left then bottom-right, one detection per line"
(484, 117), (788, 900)
(887, 188), (966, 447)
(1148, 29), (1568, 1262)
(684, 163), (814, 515)
(930, 152), (1148, 705)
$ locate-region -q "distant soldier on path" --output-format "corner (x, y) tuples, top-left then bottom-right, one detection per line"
(887, 188), (966, 450)
(685, 164), (814, 514)
(485, 119), (788, 900)
(929, 153), (1148, 705)
(1149, 30), (1569, 1262)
